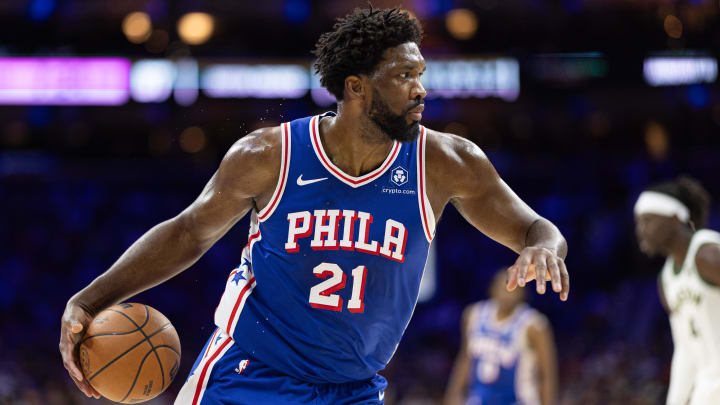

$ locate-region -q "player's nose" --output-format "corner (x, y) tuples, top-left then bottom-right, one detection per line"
(411, 80), (426, 100)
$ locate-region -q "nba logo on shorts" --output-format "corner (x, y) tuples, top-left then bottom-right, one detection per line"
(234, 359), (250, 375)
(391, 166), (408, 186)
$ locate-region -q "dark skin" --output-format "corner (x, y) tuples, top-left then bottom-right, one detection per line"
(444, 273), (558, 405)
(60, 42), (568, 398)
(635, 212), (720, 313)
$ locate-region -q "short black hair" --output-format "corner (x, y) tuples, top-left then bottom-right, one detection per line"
(312, 6), (423, 101)
(647, 176), (711, 229)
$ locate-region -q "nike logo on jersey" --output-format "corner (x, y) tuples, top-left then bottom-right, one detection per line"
(379, 390), (385, 401)
(297, 175), (328, 186)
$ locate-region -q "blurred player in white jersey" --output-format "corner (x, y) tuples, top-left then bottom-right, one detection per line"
(444, 270), (558, 405)
(635, 176), (720, 405)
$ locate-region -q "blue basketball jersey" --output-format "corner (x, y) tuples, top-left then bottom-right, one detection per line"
(212, 112), (435, 384)
(466, 301), (541, 405)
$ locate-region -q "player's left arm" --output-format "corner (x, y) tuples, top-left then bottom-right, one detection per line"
(695, 243), (720, 285)
(425, 130), (569, 299)
(527, 316), (558, 405)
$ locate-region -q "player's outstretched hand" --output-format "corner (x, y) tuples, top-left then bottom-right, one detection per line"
(506, 246), (569, 301)
(59, 302), (102, 399)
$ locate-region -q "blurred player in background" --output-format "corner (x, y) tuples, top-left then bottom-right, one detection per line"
(634, 176), (720, 405)
(444, 269), (558, 405)
(59, 7), (569, 404)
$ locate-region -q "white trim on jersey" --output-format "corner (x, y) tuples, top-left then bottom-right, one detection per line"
(257, 122), (291, 222)
(201, 328), (220, 361)
(417, 126), (435, 243)
(309, 115), (401, 188)
(214, 214), (261, 337)
(174, 334), (234, 405)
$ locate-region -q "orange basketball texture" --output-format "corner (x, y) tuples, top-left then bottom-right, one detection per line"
(78, 303), (181, 403)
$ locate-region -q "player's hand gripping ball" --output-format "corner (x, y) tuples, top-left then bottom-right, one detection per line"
(78, 303), (181, 403)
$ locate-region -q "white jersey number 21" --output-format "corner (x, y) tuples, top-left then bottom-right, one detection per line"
(309, 262), (367, 313)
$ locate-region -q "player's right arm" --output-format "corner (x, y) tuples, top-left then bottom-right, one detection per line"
(59, 126), (282, 398)
(443, 305), (473, 405)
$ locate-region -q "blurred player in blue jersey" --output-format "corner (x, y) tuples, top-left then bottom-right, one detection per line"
(60, 6), (569, 404)
(444, 270), (558, 405)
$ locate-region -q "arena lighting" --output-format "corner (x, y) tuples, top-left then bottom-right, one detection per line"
(130, 60), (176, 103)
(445, 9), (478, 40)
(201, 58), (519, 102)
(644, 56), (717, 86)
(201, 64), (309, 98)
(0, 58), (130, 105)
(0, 57), (518, 106)
(174, 59), (199, 106)
(179, 126), (206, 153)
(530, 53), (608, 84)
(122, 12), (152, 44)
(310, 71), (336, 107)
(664, 15), (683, 39)
(177, 12), (214, 45)
(422, 58), (520, 101)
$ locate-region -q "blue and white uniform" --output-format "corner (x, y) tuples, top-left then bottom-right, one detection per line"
(465, 301), (543, 405)
(175, 112), (436, 404)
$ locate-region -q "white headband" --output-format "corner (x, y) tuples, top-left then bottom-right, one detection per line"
(634, 191), (690, 222)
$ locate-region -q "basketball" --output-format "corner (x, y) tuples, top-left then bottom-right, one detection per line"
(78, 303), (181, 403)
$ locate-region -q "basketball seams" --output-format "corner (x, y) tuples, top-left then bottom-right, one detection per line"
(80, 305), (150, 345)
(110, 306), (168, 392)
(119, 343), (179, 403)
(152, 344), (181, 357)
(119, 346), (159, 402)
(79, 330), (145, 345)
(87, 323), (172, 381)
(108, 305), (152, 330)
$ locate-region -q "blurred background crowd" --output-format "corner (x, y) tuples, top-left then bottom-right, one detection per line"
(1, 0), (719, 404)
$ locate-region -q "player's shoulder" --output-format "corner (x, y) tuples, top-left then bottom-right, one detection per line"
(522, 306), (550, 332)
(695, 232), (720, 276)
(424, 127), (484, 159)
(461, 300), (489, 321)
(694, 230), (720, 261)
(423, 127), (489, 175)
(216, 125), (284, 194)
(460, 301), (484, 332)
(226, 125), (283, 163)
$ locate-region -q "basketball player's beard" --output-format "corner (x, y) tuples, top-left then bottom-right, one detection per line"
(368, 92), (421, 143)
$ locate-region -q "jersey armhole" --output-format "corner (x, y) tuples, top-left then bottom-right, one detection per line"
(256, 122), (291, 222)
(694, 240), (720, 287)
(520, 310), (546, 348)
(416, 126), (436, 243)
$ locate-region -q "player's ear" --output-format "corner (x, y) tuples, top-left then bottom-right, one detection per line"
(344, 75), (365, 100)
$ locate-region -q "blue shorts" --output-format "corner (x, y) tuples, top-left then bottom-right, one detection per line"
(174, 328), (387, 405)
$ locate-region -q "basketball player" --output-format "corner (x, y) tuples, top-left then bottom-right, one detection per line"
(635, 176), (720, 405)
(59, 7), (569, 404)
(444, 270), (557, 405)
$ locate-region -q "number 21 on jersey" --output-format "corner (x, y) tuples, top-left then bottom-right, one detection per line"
(309, 262), (367, 313)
